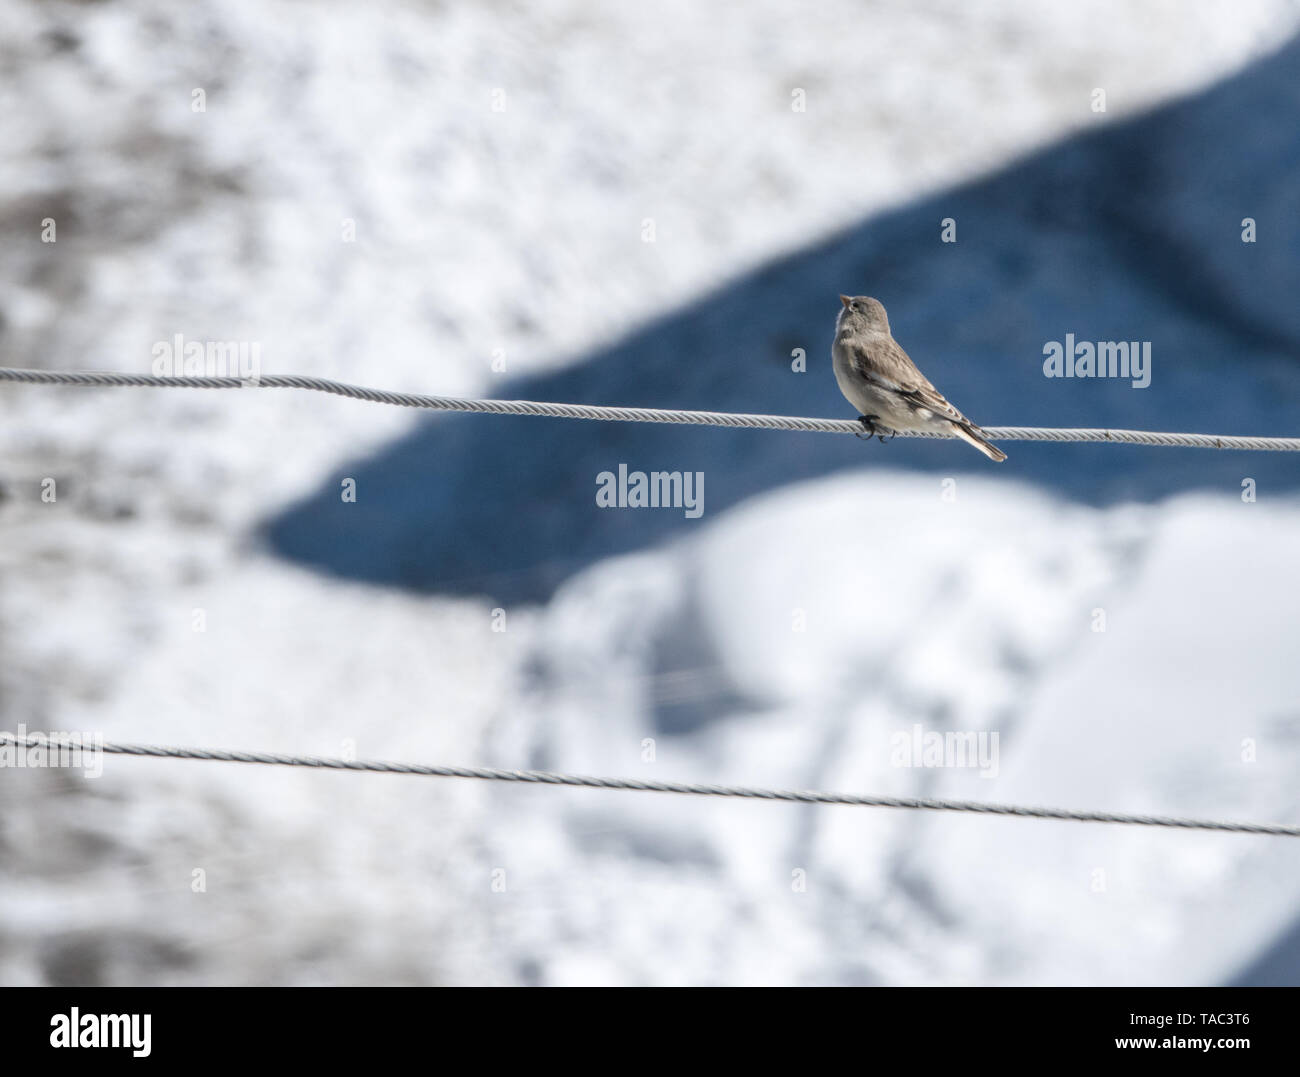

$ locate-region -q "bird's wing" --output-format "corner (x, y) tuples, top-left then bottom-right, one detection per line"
(851, 337), (973, 427)
(897, 380), (971, 426)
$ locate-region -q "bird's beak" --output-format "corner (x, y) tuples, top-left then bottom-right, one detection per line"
(839, 295), (852, 308)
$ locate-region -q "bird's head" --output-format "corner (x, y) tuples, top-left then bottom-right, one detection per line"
(837, 295), (890, 335)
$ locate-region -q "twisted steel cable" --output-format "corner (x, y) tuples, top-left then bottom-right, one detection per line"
(4, 734), (1298, 836)
(2, 367), (1297, 451)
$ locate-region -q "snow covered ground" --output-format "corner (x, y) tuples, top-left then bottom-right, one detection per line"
(3, 0), (1300, 985)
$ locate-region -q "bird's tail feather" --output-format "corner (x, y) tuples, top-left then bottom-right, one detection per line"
(952, 423), (1007, 462)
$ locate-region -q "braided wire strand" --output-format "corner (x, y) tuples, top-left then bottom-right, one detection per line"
(4, 734), (1297, 836)
(1, 367), (1298, 450)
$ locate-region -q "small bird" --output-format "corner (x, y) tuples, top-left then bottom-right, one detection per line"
(832, 295), (1006, 462)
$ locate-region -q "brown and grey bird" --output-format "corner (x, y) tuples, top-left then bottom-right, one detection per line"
(832, 295), (1006, 462)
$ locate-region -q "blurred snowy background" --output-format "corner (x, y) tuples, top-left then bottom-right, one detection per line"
(3, 0), (1300, 985)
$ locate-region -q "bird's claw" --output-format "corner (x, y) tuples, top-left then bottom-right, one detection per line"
(856, 415), (892, 444)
